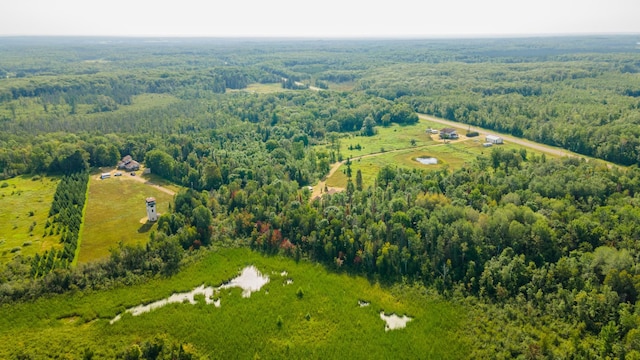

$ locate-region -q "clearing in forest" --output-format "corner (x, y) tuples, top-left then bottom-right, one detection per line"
(0, 175), (61, 262)
(77, 170), (174, 264)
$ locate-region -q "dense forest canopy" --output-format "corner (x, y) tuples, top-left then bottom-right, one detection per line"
(2, 35), (640, 358)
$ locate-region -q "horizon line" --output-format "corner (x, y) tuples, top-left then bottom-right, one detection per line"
(1, 32), (639, 40)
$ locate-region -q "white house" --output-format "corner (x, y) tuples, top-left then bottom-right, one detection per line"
(485, 135), (503, 144)
(100, 173), (111, 179)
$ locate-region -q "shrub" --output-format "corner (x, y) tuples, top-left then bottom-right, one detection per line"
(466, 131), (479, 137)
(276, 315), (283, 328)
(296, 287), (304, 299)
(0, 182), (8, 188)
(10, 247), (21, 253)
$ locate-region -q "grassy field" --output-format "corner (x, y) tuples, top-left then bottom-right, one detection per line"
(325, 118), (554, 188)
(0, 93), (179, 120)
(0, 175), (60, 262)
(76, 171), (174, 264)
(236, 83), (293, 94)
(0, 248), (471, 359)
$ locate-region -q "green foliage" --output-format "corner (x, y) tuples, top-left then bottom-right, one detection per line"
(0, 248), (469, 359)
(1, 36), (640, 357)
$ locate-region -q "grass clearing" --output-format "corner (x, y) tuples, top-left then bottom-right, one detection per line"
(0, 248), (471, 359)
(77, 171), (174, 264)
(321, 115), (563, 189)
(0, 175), (60, 262)
(238, 83), (293, 94)
(0, 93), (180, 121)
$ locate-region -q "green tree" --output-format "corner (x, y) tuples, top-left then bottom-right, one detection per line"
(355, 169), (363, 191)
(145, 149), (175, 180)
(192, 205), (213, 245)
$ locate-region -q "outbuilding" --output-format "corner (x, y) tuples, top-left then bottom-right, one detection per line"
(439, 128), (458, 139)
(485, 135), (503, 144)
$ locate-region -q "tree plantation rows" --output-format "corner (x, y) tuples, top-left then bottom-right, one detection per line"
(30, 171), (88, 277)
(1, 36), (640, 357)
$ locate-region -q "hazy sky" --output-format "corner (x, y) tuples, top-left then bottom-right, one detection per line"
(2, 0), (639, 37)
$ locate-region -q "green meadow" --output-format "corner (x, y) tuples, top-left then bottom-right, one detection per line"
(0, 175), (60, 262)
(0, 248), (470, 359)
(327, 128), (546, 189)
(0, 93), (180, 120)
(77, 171), (174, 264)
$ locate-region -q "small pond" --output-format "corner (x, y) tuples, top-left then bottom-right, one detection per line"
(380, 311), (412, 331)
(416, 157), (438, 165)
(110, 266), (269, 324)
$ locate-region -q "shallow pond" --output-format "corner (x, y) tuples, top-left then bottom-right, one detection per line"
(380, 311), (412, 331)
(110, 266), (269, 324)
(416, 157), (438, 165)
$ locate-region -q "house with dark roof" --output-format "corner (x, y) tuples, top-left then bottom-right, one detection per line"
(439, 128), (459, 139)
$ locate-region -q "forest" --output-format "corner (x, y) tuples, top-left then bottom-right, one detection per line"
(1, 35), (640, 358)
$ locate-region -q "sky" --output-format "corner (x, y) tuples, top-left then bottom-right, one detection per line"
(1, 0), (639, 37)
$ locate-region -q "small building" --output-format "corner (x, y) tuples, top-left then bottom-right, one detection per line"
(117, 155), (140, 172)
(100, 173), (111, 179)
(439, 128), (458, 139)
(482, 142), (493, 147)
(146, 197), (158, 222)
(485, 135), (504, 144)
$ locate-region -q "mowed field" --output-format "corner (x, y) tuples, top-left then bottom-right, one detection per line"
(77, 172), (174, 264)
(0, 248), (471, 359)
(0, 175), (61, 262)
(324, 117), (557, 189)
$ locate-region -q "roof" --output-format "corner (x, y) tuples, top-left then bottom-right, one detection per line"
(440, 128), (457, 134)
(146, 197), (156, 203)
(486, 135), (502, 140)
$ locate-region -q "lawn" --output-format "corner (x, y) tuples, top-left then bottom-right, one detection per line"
(76, 172), (174, 264)
(328, 139), (550, 189)
(0, 248), (471, 359)
(323, 119), (439, 160)
(0, 175), (60, 262)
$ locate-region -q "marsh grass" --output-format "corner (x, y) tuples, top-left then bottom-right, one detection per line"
(0, 248), (470, 359)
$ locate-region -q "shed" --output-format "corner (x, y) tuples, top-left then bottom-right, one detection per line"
(485, 135), (503, 144)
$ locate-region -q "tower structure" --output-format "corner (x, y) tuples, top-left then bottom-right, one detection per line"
(146, 197), (158, 222)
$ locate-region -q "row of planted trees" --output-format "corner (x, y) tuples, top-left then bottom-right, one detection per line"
(30, 171), (88, 278)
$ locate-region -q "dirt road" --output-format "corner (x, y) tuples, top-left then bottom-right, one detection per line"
(97, 169), (176, 196)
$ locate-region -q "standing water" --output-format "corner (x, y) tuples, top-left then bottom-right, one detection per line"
(110, 266), (269, 324)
